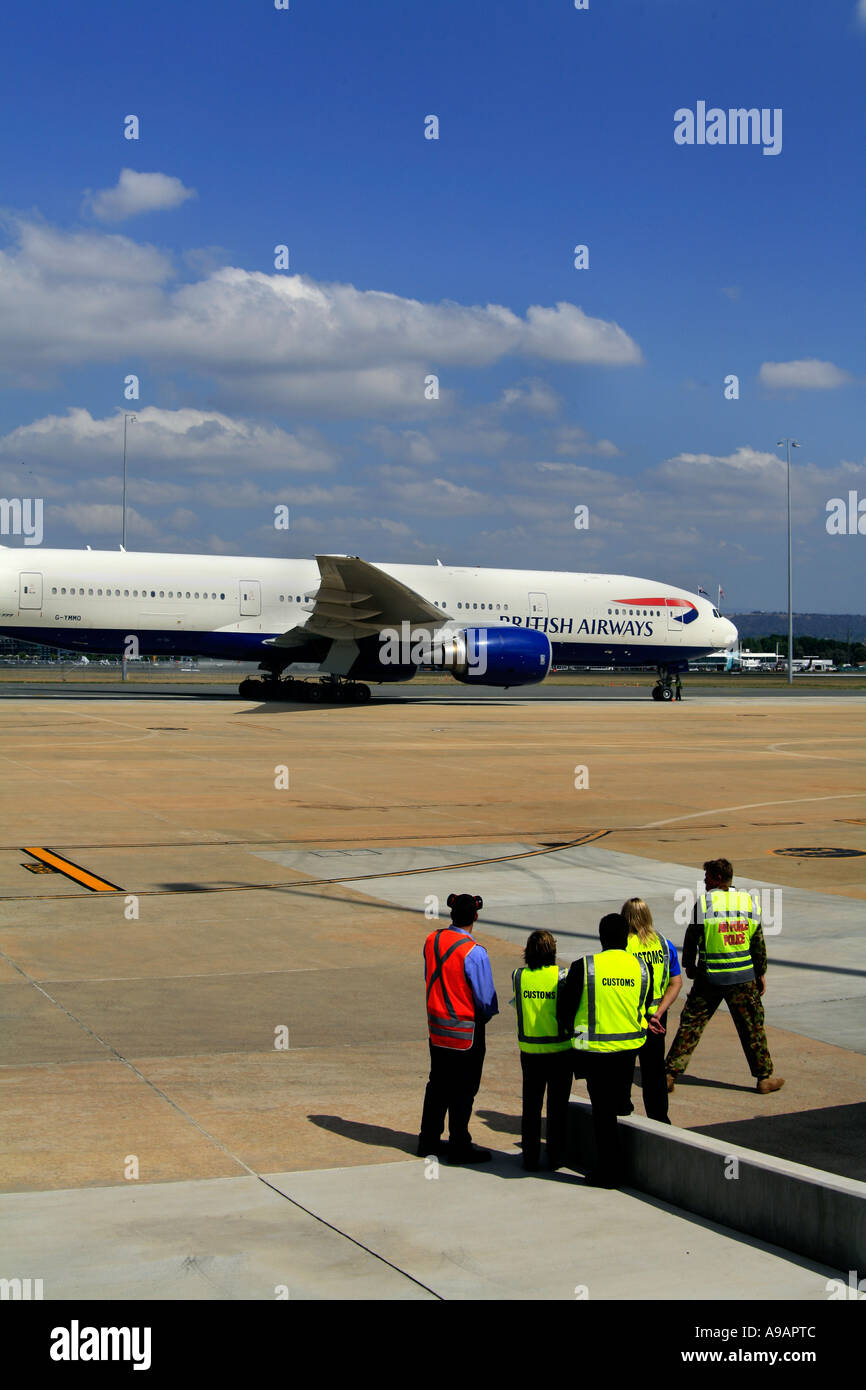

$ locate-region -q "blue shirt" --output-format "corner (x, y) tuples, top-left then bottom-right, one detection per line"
(424, 926), (499, 1022)
(667, 940), (682, 978)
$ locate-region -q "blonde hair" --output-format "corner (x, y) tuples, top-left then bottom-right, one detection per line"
(621, 897), (659, 946)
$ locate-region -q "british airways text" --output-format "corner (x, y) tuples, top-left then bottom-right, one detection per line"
(506, 616), (655, 637)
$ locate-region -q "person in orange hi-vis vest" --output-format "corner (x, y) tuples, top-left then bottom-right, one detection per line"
(418, 892), (499, 1164)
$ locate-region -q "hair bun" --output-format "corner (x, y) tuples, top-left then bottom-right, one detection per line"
(446, 893), (456, 907)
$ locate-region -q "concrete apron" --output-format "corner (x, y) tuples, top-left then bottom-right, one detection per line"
(567, 1099), (866, 1272)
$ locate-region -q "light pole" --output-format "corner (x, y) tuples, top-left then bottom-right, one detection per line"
(121, 414), (136, 682)
(122, 413), (136, 551)
(777, 438), (799, 686)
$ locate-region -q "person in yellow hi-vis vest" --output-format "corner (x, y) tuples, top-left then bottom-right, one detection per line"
(557, 913), (651, 1187)
(666, 858), (784, 1095)
(512, 930), (573, 1171)
(622, 897), (682, 1123)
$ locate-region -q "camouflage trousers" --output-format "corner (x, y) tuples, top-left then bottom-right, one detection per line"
(665, 979), (774, 1080)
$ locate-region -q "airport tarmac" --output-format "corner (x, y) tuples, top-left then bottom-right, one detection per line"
(2, 677), (866, 702)
(0, 690), (864, 1299)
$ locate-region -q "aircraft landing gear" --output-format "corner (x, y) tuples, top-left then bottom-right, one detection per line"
(651, 669), (675, 701)
(237, 675), (371, 704)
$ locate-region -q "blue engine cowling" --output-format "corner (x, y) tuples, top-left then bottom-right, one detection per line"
(448, 627), (551, 687)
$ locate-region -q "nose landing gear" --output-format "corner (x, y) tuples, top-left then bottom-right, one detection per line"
(652, 669), (675, 701)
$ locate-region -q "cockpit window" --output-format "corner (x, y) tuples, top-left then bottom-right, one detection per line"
(712, 608), (720, 617)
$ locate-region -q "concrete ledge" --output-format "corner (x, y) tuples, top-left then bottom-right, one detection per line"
(567, 1100), (866, 1272)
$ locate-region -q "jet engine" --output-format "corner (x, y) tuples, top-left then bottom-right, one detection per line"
(437, 626), (551, 687)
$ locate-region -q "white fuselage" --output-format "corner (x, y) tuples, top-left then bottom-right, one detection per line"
(0, 548), (738, 672)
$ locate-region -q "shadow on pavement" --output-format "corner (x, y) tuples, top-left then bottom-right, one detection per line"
(669, 1073), (757, 1094)
(691, 1102), (866, 1183)
(308, 1114), (418, 1154)
(475, 1108), (522, 1137)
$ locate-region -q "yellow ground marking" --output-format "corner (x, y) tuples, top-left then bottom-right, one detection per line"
(20, 847), (123, 893)
(4, 830), (609, 902)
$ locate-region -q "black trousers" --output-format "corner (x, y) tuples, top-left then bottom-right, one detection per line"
(635, 1025), (670, 1123)
(418, 1023), (485, 1154)
(520, 1050), (574, 1168)
(581, 1050), (637, 1182)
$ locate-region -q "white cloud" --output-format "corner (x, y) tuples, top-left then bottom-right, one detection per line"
(228, 365), (447, 416)
(377, 468), (491, 515)
(0, 406), (337, 476)
(288, 513), (414, 539)
(555, 425), (622, 458)
(659, 446), (780, 477)
(86, 169), (197, 222)
(759, 359), (853, 390)
(6, 218), (172, 283)
(163, 273), (641, 372)
(522, 303), (643, 365)
(204, 533), (242, 554)
(198, 482), (361, 509)
(498, 379), (562, 415)
(857, 0), (866, 28)
(62, 502), (158, 538)
(0, 218), (643, 410)
(366, 426), (440, 466)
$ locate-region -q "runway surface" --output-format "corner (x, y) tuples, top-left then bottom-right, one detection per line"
(1, 678), (864, 701)
(0, 691), (863, 1297)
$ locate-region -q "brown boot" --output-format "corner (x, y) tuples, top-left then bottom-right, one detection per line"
(756, 1076), (785, 1094)
(666, 1074), (676, 1093)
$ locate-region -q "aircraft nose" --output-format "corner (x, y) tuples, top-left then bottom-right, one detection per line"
(716, 618), (738, 650)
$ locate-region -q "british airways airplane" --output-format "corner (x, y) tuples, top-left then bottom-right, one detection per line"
(0, 547), (737, 702)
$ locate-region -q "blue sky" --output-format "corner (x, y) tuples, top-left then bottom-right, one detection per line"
(0, 0), (864, 609)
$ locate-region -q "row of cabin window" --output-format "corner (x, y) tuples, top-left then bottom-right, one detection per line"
(52, 586), (227, 599)
(608, 607), (664, 616)
(452, 602), (509, 611)
(51, 587), (312, 603)
(47, 590), (675, 620)
(49, 589), (509, 612)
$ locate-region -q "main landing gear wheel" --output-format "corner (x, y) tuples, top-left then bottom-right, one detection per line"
(331, 682), (371, 704)
(237, 677), (371, 704)
(296, 680), (371, 704)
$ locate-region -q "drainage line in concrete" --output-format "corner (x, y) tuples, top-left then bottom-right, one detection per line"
(0, 947), (444, 1301)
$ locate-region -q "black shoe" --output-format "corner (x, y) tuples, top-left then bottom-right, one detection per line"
(447, 1144), (492, 1165)
(522, 1157), (541, 1171)
(416, 1137), (445, 1158)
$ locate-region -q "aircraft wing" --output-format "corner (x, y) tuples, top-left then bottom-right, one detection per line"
(267, 554), (446, 647)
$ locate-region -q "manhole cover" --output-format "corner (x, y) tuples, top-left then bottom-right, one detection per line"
(772, 847), (866, 859)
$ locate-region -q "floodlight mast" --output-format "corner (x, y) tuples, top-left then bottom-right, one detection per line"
(777, 438), (800, 686)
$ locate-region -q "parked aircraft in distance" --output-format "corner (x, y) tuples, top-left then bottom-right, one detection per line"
(0, 547), (738, 702)
(792, 657), (835, 672)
